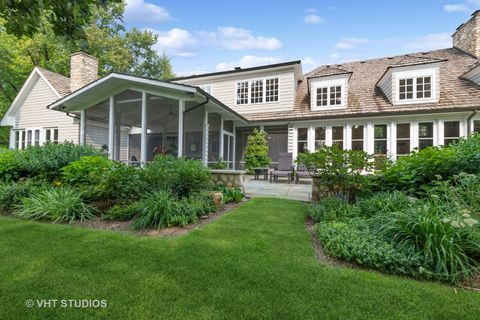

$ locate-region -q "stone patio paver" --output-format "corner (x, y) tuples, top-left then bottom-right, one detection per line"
(244, 176), (311, 202)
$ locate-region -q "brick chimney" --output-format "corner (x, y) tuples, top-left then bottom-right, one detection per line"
(453, 10), (480, 57)
(70, 52), (98, 92)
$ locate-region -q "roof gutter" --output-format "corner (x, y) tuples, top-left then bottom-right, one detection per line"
(467, 109), (478, 134)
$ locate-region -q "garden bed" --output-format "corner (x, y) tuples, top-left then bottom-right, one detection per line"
(74, 200), (246, 237)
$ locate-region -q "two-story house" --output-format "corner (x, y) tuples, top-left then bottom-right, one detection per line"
(3, 11), (480, 169)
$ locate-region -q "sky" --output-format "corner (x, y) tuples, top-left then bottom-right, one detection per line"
(123, 0), (480, 76)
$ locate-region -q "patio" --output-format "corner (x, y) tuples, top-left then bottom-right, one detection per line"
(244, 175), (311, 202)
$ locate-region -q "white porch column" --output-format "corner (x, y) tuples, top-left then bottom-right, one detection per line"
(410, 122), (419, 151)
(108, 96), (115, 160)
(366, 122), (374, 155)
(345, 124), (352, 150)
(79, 110), (86, 145)
(140, 91), (148, 166)
(178, 99), (185, 157)
(232, 122), (236, 169)
(203, 110), (209, 165)
(308, 126), (315, 153)
(219, 115), (224, 160)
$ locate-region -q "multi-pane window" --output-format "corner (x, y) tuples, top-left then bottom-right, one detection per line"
(351, 125), (364, 151)
(250, 79), (263, 104)
(236, 81), (249, 104)
(416, 77), (431, 99)
(396, 123), (410, 158)
(399, 76), (432, 101)
(265, 78), (279, 102)
(419, 122), (434, 149)
(315, 127), (326, 150)
(316, 87), (328, 107)
(374, 124), (388, 155)
(444, 121), (460, 145)
(297, 128), (308, 154)
(34, 130), (40, 146)
(473, 120), (480, 133)
(330, 86), (342, 106)
(332, 126), (344, 149)
(15, 130), (24, 150)
(26, 130), (32, 147)
(45, 128), (59, 144)
(236, 77), (279, 105)
(315, 86), (343, 107)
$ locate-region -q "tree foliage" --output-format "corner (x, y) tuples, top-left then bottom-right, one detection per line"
(243, 129), (271, 172)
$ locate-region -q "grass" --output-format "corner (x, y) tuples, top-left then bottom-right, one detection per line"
(0, 198), (479, 319)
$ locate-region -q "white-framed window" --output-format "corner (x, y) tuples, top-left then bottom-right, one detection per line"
(236, 81), (249, 105)
(15, 130), (25, 150)
(297, 128), (308, 154)
(418, 122), (434, 149)
(351, 125), (364, 151)
(250, 79), (263, 104)
(314, 127), (326, 150)
(34, 129), (40, 146)
(396, 123), (410, 158)
(235, 77), (279, 105)
(444, 121), (460, 145)
(45, 128), (59, 144)
(316, 86), (342, 107)
(332, 126), (344, 149)
(265, 78), (279, 102)
(399, 76), (432, 101)
(374, 124), (388, 156)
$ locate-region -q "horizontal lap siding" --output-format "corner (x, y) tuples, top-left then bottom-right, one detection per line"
(15, 77), (79, 143)
(177, 69), (295, 114)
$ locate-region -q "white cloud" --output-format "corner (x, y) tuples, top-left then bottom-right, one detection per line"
(405, 33), (452, 51)
(199, 27), (282, 50)
(302, 57), (318, 72)
(304, 14), (324, 25)
(335, 37), (371, 50)
(443, 4), (469, 12)
(215, 55), (282, 71)
(150, 28), (197, 58)
(125, 0), (173, 24)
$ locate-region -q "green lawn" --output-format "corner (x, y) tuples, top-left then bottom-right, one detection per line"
(0, 198), (478, 319)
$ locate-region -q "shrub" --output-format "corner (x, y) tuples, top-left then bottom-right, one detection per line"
(13, 142), (101, 181)
(309, 197), (360, 223)
(316, 219), (423, 277)
(61, 156), (113, 185)
(0, 180), (43, 213)
(213, 185), (244, 204)
(132, 190), (176, 230)
(243, 129), (271, 173)
(297, 145), (373, 202)
(104, 202), (141, 221)
(145, 156), (211, 198)
(358, 191), (415, 218)
(15, 186), (96, 224)
(0, 149), (20, 181)
(379, 134), (480, 193)
(380, 203), (480, 282)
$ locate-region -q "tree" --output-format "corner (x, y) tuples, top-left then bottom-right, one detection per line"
(0, 1), (175, 147)
(0, 0), (121, 40)
(243, 129), (271, 173)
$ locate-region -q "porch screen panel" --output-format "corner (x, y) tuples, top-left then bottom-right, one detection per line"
(184, 105), (205, 161)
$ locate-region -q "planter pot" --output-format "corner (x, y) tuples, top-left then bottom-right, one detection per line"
(209, 191), (224, 209)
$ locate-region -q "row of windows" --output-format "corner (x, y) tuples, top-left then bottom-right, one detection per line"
(297, 120), (470, 158)
(236, 77), (279, 105)
(15, 128), (58, 150)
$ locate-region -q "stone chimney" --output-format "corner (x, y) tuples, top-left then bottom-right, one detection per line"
(453, 10), (480, 57)
(70, 52), (98, 92)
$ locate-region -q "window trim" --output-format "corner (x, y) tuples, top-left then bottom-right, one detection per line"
(235, 76), (280, 106)
(310, 76), (348, 111)
(443, 120), (460, 145)
(394, 68), (437, 105)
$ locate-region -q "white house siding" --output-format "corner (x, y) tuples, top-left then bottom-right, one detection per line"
(176, 67), (296, 114)
(15, 76), (79, 144)
(377, 70), (393, 102)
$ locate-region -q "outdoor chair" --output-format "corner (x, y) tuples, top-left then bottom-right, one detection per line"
(270, 152), (293, 183)
(295, 163), (310, 184)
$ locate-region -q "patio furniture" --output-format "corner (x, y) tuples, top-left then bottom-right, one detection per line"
(270, 152), (293, 183)
(295, 163), (310, 184)
(254, 167), (269, 180)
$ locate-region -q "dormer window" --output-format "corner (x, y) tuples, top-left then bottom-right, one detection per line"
(316, 86), (342, 107)
(310, 73), (349, 110)
(399, 76), (431, 101)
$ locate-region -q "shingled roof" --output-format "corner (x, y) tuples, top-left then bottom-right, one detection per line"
(245, 48), (480, 122)
(37, 67), (71, 97)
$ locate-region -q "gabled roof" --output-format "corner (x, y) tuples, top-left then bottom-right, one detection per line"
(0, 67), (68, 126)
(306, 66), (352, 79)
(244, 48), (480, 122)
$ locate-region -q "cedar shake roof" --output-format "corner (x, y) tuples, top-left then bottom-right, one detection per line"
(245, 48), (480, 122)
(307, 66), (351, 78)
(37, 67), (71, 97)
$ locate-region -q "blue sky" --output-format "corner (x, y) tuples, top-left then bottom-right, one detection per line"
(124, 0), (480, 76)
